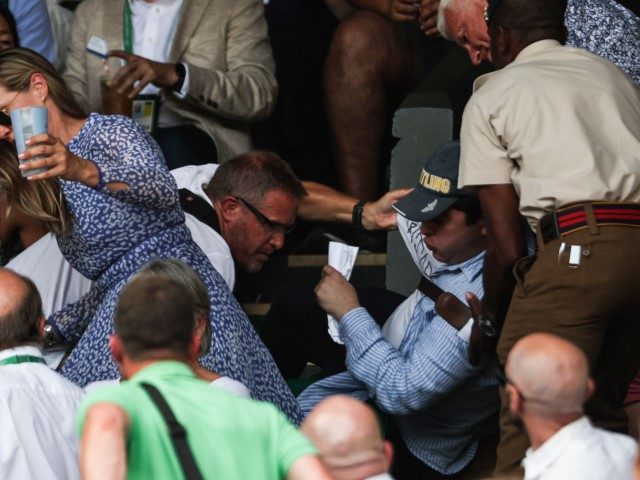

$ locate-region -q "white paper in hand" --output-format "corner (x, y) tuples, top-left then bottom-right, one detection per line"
(327, 241), (359, 344)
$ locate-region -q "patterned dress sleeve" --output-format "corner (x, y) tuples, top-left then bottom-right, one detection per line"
(47, 284), (104, 344)
(80, 117), (179, 210)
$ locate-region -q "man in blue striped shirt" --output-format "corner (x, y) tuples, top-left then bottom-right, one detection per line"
(299, 141), (502, 478)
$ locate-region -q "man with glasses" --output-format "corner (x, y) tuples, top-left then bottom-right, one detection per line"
(505, 333), (637, 480)
(173, 150), (305, 286)
(173, 150), (409, 289)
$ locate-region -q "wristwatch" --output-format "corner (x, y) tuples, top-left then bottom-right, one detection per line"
(172, 63), (186, 92)
(478, 315), (497, 337)
(43, 323), (63, 349)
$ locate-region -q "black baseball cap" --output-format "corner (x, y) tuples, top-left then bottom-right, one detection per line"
(393, 141), (475, 222)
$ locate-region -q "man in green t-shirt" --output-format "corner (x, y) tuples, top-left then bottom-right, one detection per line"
(76, 273), (329, 480)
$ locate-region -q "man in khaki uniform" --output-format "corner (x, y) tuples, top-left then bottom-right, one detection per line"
(64, 0), (277, 167)
(457, 0), (640, 476)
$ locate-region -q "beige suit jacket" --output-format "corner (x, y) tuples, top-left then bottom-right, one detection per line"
(63, 0), (277, 162)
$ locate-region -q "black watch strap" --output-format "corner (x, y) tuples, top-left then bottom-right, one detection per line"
(352, 200), (366, 233)
(173, 63), (186, 92)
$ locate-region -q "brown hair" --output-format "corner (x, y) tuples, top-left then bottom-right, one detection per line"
(0, 141), (71, 235)
(114, 275), (198, 361)
(0, 269), (42, 349)
(0, 47), (85, 119)
(136, 259), (212, 355)
(206, 150), (307, 207)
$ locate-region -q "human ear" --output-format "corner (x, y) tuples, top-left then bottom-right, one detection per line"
(585, 378), (595, 402)
(383, 441), (394, 469)
(29, 73), (49, 103)
(37, 316), (45, 338)
(109, 335), (123, 365)
(217, 196), (241, 222)
(507, 383), (523, 415)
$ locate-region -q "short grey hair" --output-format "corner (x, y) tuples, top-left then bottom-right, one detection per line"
(136, 259), (212, 355)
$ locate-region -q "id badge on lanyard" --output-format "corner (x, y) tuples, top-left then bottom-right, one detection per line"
(122, 0), (160, 134)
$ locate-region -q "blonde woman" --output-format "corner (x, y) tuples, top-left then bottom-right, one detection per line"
(0, 48), (302, 423)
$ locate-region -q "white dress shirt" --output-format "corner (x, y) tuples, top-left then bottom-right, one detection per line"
(170, 163), (236, 290)
(523, 416), (637, 480)
(6, 234), (93, 318)
(129, 0), (188, 127)
(0, 346), (84, 480)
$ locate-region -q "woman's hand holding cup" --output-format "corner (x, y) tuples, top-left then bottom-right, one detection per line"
(19, 133), (99, 186)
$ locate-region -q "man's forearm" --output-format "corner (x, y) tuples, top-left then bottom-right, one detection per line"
(482, 244), (519, 324)
(80, 405), (129, 480)
(477, 185), (528, 324)
(299, 182), (409, 230)
(299, 181), (357, 224)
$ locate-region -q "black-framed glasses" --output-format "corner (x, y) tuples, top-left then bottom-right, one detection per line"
(236, 196), (295, 235)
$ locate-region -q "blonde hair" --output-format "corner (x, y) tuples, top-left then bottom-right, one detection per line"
(0, 47), (85, 119)
(0, 141), (71, 235)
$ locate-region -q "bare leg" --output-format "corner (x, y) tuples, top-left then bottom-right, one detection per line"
(324, 11), (419, 200)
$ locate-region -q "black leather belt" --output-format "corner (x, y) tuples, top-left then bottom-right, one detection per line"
(539, 202), (640, 244)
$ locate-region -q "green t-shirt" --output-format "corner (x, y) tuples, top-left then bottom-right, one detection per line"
(77, 361), (316, 480)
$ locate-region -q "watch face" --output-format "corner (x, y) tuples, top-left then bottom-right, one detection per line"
(479, 318), (497, 337)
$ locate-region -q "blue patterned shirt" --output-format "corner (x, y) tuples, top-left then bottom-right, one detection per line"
(298, 251), (502, 475)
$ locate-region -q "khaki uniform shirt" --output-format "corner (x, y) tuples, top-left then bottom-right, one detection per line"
(458, 40), (640, 229)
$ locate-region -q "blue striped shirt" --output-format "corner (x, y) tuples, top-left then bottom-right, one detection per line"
(298, 251), (502, 475)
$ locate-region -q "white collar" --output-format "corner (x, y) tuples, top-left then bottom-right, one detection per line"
(365, 474), (395, 480)
(0, 345), (44, 362)
(523, 416), (591, 479)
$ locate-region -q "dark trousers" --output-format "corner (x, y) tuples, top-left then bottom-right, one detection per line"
(386, 419), (452, 480)
(259, 285), (405, 379)
(152, 125), (218, 170)
(494, 215), (640, 476)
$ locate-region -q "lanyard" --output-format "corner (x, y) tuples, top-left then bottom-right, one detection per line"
(123, 0), (134, 54)
(0, 355), (46, 366)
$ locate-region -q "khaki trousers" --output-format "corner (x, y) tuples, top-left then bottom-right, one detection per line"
(493, 216), (640, 477)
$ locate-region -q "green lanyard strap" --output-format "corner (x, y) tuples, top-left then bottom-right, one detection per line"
(123, 0), (134, 54)
(0, 355), (46, 366)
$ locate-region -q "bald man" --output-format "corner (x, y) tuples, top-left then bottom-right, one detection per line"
(0, 268), (84, 480)
(506, 333), (637, 480)
(302, 395), (394, 480)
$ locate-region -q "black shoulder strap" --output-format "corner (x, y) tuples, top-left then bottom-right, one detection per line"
(179, 188), (220, 234)
(140, 382), (205, 480)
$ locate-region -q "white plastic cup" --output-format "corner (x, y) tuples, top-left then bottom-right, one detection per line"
(10, 106), (49, 177)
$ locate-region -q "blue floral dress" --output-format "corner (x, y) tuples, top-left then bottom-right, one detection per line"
(49, 114), (302, 423)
